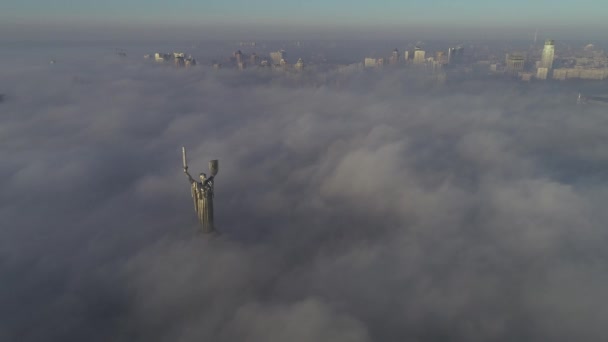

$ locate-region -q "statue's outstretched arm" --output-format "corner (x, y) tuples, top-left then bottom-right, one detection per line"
(184, 168), (196, 184)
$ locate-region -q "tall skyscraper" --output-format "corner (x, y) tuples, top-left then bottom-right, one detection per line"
(269, 50), (286, 66)
(436, 51), (447, 65)
(448, 47), (455, 64)
(389, 48), (399, 65)
(506, 54), (525, 73)
(536, 67), (549, 80)
(413, 47), (426, 64)
(233, 50), (243, 65)
(540, 39), (555, 70)
(447, 46), (464, 64)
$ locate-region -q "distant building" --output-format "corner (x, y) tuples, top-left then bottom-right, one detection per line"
(294, 58), (304, 70)
(250, 53), (259, 67)
(404, 51), (410, 62)
(389, 48), (399, 65)
(185, 55), (196, 67)
(234, 50), (243, 65)
(436, 51), (447, 64)
(448, 46), (464, 64)
(430, 60), (442, 73)
(553, 67), (608, 80)
(154, 53), (170, 62)
(270, 50), (286, 65)
(520, 72), (534, 81)
(174, 56), (185, 68)
(506, 54), (525, 73)
(536, 67), (549, 80)
(540, 39), (555, 70)
(364, 58), (379, 68)
(413, 48), (426, 64)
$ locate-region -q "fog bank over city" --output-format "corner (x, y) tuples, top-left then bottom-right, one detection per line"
(2, 45), (608, 342)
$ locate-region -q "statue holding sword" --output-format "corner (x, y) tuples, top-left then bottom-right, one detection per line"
(182, 147), (218, 233)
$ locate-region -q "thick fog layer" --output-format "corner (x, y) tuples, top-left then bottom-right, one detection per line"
(1, 54), (608, 342)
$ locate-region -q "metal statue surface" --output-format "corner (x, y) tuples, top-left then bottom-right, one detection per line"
(182, 147), (218, 233)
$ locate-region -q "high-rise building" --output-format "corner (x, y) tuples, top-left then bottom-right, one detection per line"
(364, 58), (378, 68)
(294, 58), (304, 70)
(430, 60), (442, 73)
(413, 47), (426, 65)
(520, 72), (533, 81)
(536, 67), (549, 80)
(172, 52), (186, 68)
(506, 54), (525, 73)
(250, 53), (259, 67)
(404, 51), (410, 62)
(447, 46), (464, 64)
(233, 50), (243, 64)
(154, 53), (170, 62)
(540, 39), (555, 70)
(389, 48), (399, 65)
(174, 56), (185, 68)
(448, 47), (455, 64)
(184, 56), (196, 67)
(270, 50), (286, 65)
(436, 51), (447, 64)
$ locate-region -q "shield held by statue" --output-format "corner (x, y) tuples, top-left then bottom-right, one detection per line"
(209, 160), (219, 176)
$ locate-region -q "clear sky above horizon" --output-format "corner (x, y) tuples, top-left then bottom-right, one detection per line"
(2, 0), (607, 41)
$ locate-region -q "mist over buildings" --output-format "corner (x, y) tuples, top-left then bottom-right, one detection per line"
(1, 45), (608, 342)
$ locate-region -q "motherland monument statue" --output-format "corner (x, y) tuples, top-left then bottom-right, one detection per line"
(182, 147), (218, 233)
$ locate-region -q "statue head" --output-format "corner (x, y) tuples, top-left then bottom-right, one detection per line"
(199, 173), (206, 181)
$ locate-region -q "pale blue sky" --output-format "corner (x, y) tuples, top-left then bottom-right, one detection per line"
(2, 0), (607, 40)
(5, 0), (607, 24)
